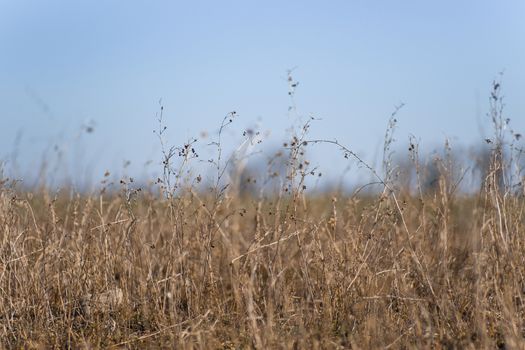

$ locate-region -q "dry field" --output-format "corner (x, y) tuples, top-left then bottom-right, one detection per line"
(1, 82), (524, 349)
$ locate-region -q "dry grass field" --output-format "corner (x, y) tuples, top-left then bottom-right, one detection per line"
(1, 81), (524, 349)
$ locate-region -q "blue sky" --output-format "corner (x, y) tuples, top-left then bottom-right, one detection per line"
(1, 1), (524, 188)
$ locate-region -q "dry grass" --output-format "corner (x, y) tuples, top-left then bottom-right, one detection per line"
(2, 153), (525, 349)
(1, 78), (524, 349)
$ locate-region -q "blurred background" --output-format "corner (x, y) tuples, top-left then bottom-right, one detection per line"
(1, 0), (524, 190)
